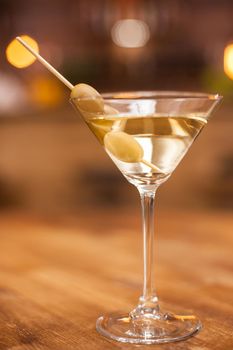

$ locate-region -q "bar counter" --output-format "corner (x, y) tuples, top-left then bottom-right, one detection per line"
(0, 209), (232, 349)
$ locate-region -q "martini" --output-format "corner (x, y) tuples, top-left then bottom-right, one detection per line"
(86, 114), (206, 187)
(71, 91), (221, 344)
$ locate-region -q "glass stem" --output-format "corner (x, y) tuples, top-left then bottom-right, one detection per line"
(131, 187), (160, 319)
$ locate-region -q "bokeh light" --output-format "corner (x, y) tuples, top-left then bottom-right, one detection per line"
(29, 76), (64, 108)
(111, 19), (150, 48)
(6, 35), (39, 68)
(224, 43), (233, 80)
(0, 73), (27, 113)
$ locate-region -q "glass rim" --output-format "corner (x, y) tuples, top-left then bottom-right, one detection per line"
(70, 90), (222, 102)
(102, 91), (222, 101)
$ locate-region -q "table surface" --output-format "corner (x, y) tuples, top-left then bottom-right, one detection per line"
(0, 209), (232, 350)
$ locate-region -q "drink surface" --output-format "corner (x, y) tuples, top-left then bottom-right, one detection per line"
(85, 114), (207, 186)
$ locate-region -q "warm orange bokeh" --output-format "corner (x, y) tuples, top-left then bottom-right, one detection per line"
(6, 35), (38, 68)
(224, 43), (233, 80)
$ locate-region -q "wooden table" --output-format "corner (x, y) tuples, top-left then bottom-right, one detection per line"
(0, 209), (232, 349)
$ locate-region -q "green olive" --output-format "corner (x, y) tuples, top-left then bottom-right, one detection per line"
(71, 83), (104, 113)
(104, 131), (143, 163)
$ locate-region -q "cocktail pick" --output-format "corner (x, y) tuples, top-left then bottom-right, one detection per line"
(16, 36), (163, 174)
(16, 36), (74, 90)
(15, 37), (104, 113)
(16, 37), (104, 112)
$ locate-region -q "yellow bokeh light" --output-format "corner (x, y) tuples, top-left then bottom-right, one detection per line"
(6, 35), (39, 68)
(30, 76), (64, 108)
(224, 43), (233, 80)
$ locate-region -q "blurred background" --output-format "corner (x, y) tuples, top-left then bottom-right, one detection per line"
(0, 0), (232, 215)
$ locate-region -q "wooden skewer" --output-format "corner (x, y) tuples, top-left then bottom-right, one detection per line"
(16, 36), (74, 90)
(16, 36), (164, 175)
(141, 159), (162, 173)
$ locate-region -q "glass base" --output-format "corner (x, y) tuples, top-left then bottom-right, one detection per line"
(96, 312), (202, 344)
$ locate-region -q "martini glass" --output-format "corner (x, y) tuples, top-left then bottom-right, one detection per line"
(71, 91), (221, 344)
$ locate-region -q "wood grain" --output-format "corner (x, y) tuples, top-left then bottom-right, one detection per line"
(0, 209), (232, 349)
